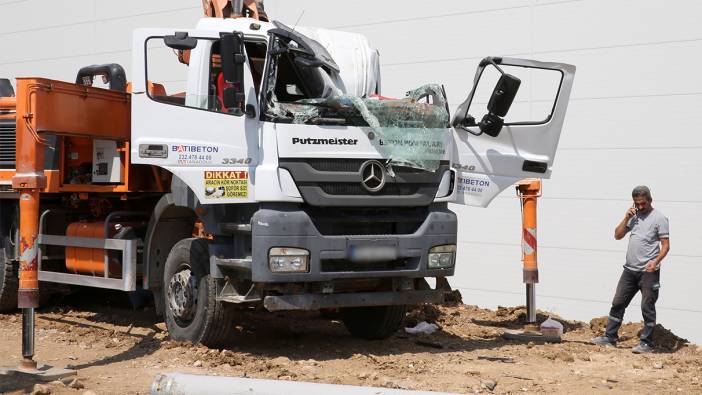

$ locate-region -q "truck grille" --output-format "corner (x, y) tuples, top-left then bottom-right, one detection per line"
(320, 183), (421, 196)
(0, 119), (16, 169)
(280, 158), (448, 207)
(305, 206), (429, 236)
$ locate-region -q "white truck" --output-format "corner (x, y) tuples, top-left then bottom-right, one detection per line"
(0, 16), (574, 347)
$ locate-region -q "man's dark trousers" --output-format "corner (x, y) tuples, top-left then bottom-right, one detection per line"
(605, 268), (660, 345)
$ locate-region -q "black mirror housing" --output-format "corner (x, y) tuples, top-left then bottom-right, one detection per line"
(164, 32), (198, 50)
(478, 113), (504, 137)
(220, 32), (246, 112)
(487, 73), (521, 117)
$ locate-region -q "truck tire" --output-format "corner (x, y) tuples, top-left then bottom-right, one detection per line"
(341, 305), (408, 340)
(162, 238), (234, 347)
(0, 250), (18, 313)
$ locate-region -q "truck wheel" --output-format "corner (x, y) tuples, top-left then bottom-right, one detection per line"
(162, 238), (234, 347)
(0, 250), (18, 313)
(341, 305), (408, 340)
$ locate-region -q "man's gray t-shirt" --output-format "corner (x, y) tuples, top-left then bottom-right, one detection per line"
(625, 208), (669, 271)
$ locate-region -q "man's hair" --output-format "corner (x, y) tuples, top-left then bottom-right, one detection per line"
(632, 185), (652, 201)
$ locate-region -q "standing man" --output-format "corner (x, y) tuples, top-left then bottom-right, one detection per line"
(592, 186), (670, 353)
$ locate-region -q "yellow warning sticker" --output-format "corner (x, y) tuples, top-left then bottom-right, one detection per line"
(204, 170), (248, 199)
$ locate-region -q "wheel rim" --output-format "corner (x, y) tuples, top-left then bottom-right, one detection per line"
(167, 264), (199, 326)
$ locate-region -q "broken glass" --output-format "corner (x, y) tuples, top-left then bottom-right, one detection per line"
(263, 26), (450, 171)
(267, 85), (450, 171)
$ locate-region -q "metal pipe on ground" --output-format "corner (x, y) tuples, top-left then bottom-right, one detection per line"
(151, 374), (462, 395)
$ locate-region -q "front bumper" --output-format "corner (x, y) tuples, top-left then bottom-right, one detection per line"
(263, 289), (444, 311)
(251, 204), (457, 282)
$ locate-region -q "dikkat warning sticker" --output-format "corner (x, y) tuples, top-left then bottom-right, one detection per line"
(204, 170), (248, 199)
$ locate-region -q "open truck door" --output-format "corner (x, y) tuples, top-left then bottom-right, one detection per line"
(450, 57), (575, 207)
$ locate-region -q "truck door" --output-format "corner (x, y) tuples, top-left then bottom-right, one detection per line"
(450, 57), (575, 207)
(130, 28), (261, 203)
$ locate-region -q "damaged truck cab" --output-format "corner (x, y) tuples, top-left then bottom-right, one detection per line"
(0, 16), (575, 346)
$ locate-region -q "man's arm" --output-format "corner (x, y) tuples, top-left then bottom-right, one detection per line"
(614, 207), (636, 240)
(646, 238), (670, 272)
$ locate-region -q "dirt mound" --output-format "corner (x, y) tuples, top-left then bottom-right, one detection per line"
(649, 324), (690, 351)
(404, 303), (442, 327)
(442, 289), (463, 306)
(589, 316), (608, 336)
(589, 316), (689, 351)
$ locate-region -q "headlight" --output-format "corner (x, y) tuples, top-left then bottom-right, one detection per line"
(269, 247), (310, 273)
(428, 244), (456, 269)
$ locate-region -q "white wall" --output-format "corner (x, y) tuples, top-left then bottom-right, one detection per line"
(1, 0), (700, 344)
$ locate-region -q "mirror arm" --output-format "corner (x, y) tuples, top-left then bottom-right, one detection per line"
(480, 57), (506, 75)
(457, 124), (483, 137)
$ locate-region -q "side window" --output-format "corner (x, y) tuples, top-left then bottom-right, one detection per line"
(145, 36), (243, 115)
(469, 65), (563, 125)
(244, 40), (267, 96)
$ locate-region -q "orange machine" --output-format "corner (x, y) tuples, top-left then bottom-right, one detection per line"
(5, 76), (166, 371)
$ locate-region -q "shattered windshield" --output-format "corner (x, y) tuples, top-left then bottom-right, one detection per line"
(263, 24), (450, 171)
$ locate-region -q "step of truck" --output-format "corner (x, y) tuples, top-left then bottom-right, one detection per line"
(214, 257), (252, 273)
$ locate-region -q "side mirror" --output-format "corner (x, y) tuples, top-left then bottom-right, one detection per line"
(164, 32), (198, 50)
(220, 32), (246, 114)
(487, 73), (520, 116)
(479, 73), (521, 137)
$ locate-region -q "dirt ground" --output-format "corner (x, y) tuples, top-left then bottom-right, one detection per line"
(0, 291), (700, 395)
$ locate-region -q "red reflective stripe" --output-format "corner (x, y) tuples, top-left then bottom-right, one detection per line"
(523, 227), (537, 251)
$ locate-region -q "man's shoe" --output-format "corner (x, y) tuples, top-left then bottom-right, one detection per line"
(591, 336), (616, 347)
(632, 342), (653, 354)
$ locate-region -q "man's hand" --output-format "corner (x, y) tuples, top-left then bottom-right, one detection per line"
(615, 207), (636, 240)
(625, 206), (636, 219)
(645, 260), (657, 272)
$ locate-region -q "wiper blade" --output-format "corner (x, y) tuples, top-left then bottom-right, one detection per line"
(307, 117), (347, 125)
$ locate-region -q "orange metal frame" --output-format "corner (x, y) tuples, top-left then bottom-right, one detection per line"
(9, 77), (172, 307)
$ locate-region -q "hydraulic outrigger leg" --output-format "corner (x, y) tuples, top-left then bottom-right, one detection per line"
(0, 81), (75, 381)
(517, 179), (541, 327)
(502, 179), (560, 343)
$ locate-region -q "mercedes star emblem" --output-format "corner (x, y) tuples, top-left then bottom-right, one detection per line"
(360, 160), (386, 193)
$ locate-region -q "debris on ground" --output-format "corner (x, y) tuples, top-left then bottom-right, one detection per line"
(404, 321), (439, 335)
(540, 317), (564, 337)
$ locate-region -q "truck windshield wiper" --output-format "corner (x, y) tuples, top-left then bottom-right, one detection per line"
(306, 117), (347, 125)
